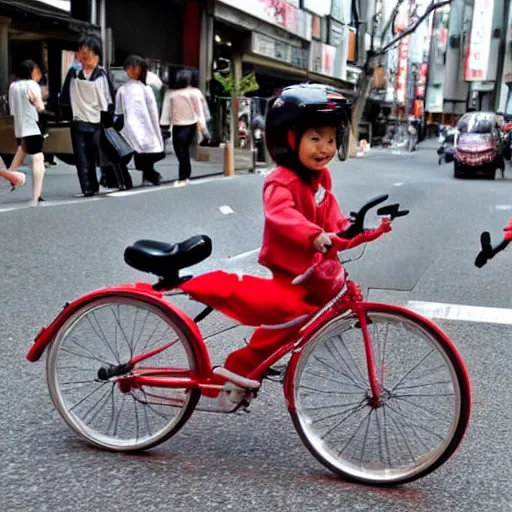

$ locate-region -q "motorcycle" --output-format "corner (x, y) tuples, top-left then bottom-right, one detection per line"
(437, 126), (456, 165)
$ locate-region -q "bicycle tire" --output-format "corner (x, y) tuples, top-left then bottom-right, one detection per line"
(289, 305), (470, 486)
(46, 294), (200, 452)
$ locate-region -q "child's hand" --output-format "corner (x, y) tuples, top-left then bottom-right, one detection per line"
(504, 218), (512, 241)
(314, 232), (335, 253)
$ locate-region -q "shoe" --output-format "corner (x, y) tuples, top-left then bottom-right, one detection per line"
(83, 191), (96, 197)
(142, 179), (154, 187)
(218, 382), (253, 412)
(38, 197), (45, 202)
(172, 180), (188, 188)
(10, 171), (26, 191)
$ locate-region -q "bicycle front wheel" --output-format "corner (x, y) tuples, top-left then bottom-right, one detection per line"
(46, 295), (200, 452)
(290, 306), (470, 485)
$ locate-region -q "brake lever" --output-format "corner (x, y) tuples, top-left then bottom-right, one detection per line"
(377, 203), (410, 220)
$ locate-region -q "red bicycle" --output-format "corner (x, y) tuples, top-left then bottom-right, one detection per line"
(27, 195), (471, 486)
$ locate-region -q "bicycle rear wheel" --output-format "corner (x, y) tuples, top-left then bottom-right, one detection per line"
(46, 295), (200, 452)
(290, 306), (470, 485)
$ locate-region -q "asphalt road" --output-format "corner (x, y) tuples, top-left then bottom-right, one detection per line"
(2, 144), (512, 511)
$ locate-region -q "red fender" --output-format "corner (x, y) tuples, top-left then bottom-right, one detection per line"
(284, 301), (471, 432)
(26, 282), (212, 375)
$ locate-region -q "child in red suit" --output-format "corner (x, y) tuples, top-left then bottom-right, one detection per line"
(214, 85), (390, 407)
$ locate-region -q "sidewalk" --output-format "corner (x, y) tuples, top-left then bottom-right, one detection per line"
(0, 152), (235, 206)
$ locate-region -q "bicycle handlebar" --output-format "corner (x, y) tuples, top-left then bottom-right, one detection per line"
(337, 194), (410, 239)
(475, 231), (509, 268)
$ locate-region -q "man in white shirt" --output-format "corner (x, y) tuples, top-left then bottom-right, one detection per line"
(62, 35), (114, 196)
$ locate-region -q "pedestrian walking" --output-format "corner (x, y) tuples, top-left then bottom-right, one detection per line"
(115, 55), (164, 186)
(160, 69), (208, 187)
(61, 34), (114, 197)
(6, 59), (46, 206)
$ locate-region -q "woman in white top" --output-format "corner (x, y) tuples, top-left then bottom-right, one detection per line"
(5, 60), (46, 205)
(160, 69), (208, 187)
(115, 55), (164, 186)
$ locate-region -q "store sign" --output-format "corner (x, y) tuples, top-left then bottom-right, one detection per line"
(303, 0), (332, 17)
(329, 19), (343, 47)
(309, 41), (336, 77)
(219, 0), (311, 41)
(396, 36), (410, 104)
(252, 33), (308, 69)
(415, 63), (428, 98)
(465, 0), (495, 81)
(503, 6), (512, 84)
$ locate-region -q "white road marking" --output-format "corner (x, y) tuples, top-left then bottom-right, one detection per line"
(219, 205), (234, 215)
(408, 301), (512, 325)
(0, 197), (101, 213)
(107, 175), (233, 197)
(393, 182), (404, 187)
(229, 247), (260, 260)
(42, 198), (102, 207)
(494, 205), (512, 211)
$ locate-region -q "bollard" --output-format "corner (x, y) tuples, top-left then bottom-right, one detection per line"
(224, 140), (235, 177)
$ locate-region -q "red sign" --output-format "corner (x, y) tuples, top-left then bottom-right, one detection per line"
(415, 62), (428, 99)
(396, 36), (409, 104)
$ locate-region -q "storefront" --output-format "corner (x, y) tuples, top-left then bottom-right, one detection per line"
(0, 0), (98, 106)
(0, 0), (99, 158)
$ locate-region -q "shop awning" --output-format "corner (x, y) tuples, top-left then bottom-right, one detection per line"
(0, 0), (99, 34)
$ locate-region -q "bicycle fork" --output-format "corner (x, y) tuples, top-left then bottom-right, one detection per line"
(355, 306), (382, 407)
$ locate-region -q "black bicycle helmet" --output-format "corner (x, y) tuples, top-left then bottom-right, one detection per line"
(265, 83), (351, 179)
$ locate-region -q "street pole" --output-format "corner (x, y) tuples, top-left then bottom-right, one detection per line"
(90, 0), (97, 24)
(99, 0), (107, 67)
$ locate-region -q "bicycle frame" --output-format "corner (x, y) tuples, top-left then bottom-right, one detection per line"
(27, 277), (387, 408)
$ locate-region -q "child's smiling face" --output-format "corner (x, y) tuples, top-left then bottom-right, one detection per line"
(298, 126), (337, 172)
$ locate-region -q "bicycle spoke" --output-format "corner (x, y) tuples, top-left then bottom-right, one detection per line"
(359, 409), (374, 466)
(87, 311), (121, 364)
(304, 400), (364, 413)
(111, 306), (133, 358)
(335, 332), (367, 383)
(387, 409), (417, 465)
(390, 349), (435, 393)
(393, 395), (450, 419)
(303, 368), (364, 389)
(328, 336), (366, 386)
(394, 380), (453, 391)
(385, 402), (445, 442)
(112, 394), (126, 437)
(338, 409), (373, 456)
(313, 355), (366, 391)
(132, 310), (151, 354)
(382, 406), (393, 467)
(394, 392), (454, 398)
(318, 401), (368, 439)
(63, 338), (111, 366)
(83, 385), (114, 425)
(300, 384), (358, 396)
(68, 382), (108, 412)
(131, 307), (139, 348)
(133, 396), (140, 441)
